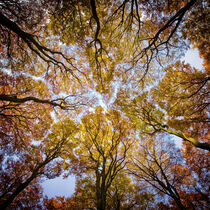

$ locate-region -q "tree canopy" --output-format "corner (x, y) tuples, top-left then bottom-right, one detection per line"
(0, 0), (209, 209)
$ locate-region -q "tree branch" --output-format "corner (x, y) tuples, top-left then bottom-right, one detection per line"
(0, 94), (83, 110)
(0, 12), (83, 82)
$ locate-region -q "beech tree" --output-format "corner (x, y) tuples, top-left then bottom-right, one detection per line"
(73, 107), (135, 210)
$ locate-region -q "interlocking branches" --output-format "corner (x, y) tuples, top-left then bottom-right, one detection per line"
(172, 76), (210, 116)
(164, 74), (209, 98)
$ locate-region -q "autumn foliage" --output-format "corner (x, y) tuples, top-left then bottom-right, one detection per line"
(0, 0), (209, 209)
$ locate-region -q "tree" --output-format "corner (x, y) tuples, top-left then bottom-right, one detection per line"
(178, 141), (210, 209)
(67, 176), (97, 209)
(0, 1), (88, 167)
(46, 0), (203, 91)
(129, 138), (191, 209)
(0, 0), (83, 79)
(115, 74), (210, 151)
(1, 0), (207, 93)
(181, 0), (209, 72)
(0, 0), (88, 137)
(0, 169), (43, 209)
(44, 171), (155, 210)
(73, 107), (135, 210)
(0, 119), (78, 209)
(151, 61), (209, 149)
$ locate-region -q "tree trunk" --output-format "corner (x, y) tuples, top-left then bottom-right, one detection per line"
(0, 174), (36, 209)
(0, 157), (53, 209)
(173, 197), (186, 210)
(116, 198), (120, 210)
(96, 178), (107, 210)
(96, 185), (107, 210)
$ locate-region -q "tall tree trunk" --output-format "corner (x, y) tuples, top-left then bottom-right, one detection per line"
(96, 192), (106, 210)
(96, 178), (107, 210)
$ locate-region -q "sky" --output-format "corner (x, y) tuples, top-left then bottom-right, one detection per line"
(42, 175), (76, 197)
(42, 47), (204, 198)
(183, 47), (203, 69)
